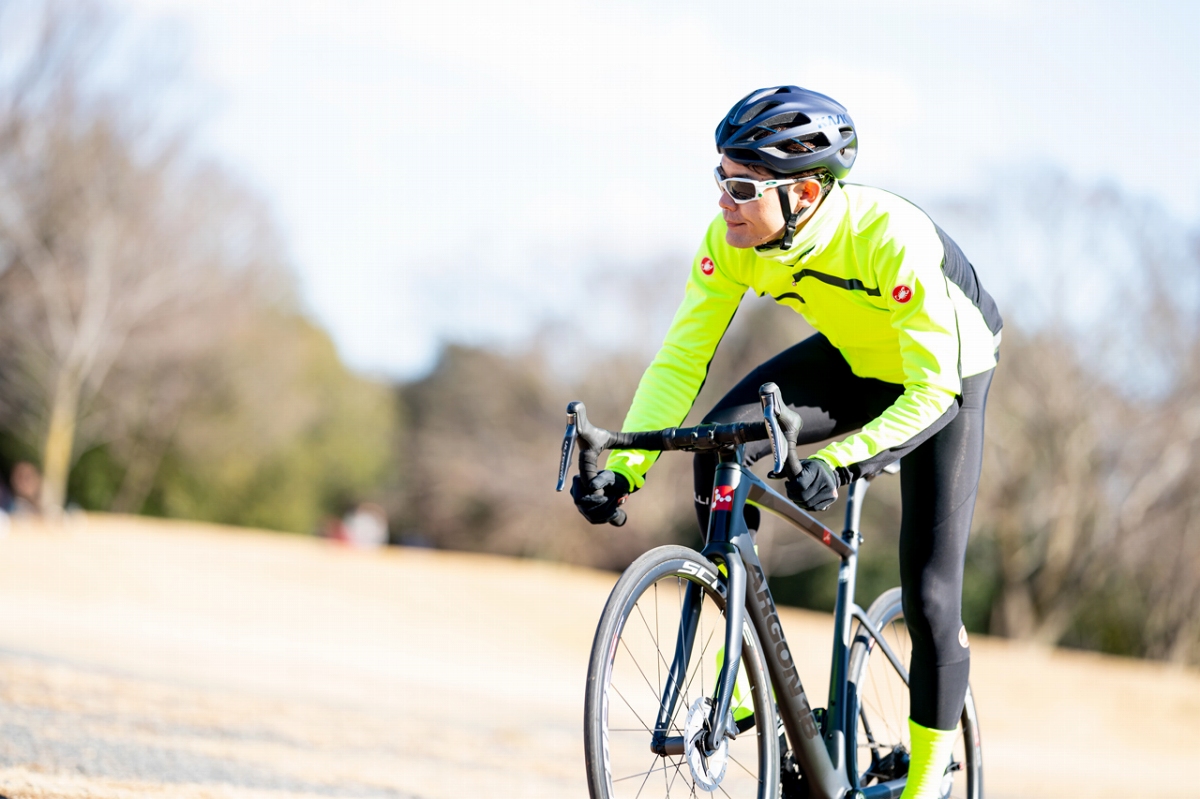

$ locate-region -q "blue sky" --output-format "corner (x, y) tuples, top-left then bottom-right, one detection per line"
(120, 0), (1200, 378)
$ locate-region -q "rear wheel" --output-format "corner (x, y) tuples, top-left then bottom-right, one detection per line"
(847, 587), (983, 798)
(583, 545), (780, 798)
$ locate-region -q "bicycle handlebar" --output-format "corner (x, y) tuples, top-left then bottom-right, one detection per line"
(557, 383), (805, 527)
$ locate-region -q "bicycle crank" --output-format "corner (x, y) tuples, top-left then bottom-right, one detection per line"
(683, 697), (735, 792)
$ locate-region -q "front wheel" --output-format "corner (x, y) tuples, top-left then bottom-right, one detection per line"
(847, 587), (984, 798)
(583, 545), (780, 799)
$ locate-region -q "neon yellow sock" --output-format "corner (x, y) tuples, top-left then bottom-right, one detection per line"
(899, 718), (956, 799)
(713, 646), (753, 721)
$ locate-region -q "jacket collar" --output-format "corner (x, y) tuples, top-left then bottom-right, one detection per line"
(754, 183), (847, 266)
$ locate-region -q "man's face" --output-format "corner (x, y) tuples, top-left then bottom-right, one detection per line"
(717, 155), (817, 249)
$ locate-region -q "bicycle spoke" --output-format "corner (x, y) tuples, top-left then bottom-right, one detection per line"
(885, 622), (905, 738)
(620, 635), (674, 710)
(727, 752), (761, 781)
(610, 681), (654, 736)
(665, 753), (688, 796)
(611, 758), (678, 785)
(681, 618), (718, 701)
(633, 754), (660, 799)
(634, 598), (685, 690)
(655, 581), (662, 712)
(662, 743), (670, 797)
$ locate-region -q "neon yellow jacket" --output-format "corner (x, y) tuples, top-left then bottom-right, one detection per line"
(607, 183), (1002, 490)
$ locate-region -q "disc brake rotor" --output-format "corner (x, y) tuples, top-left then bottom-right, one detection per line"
(683, 697), (729, 792)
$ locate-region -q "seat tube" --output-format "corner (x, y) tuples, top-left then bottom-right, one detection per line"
(828, 478), (866, 774)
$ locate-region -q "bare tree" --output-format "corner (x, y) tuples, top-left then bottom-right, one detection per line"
(0, 1), (281, 512)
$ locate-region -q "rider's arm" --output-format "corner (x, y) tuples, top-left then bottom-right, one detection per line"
(811, 225), (963, 483)
(606, 226), (748, 491)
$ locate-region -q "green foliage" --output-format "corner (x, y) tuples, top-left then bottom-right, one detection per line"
(42, 312), (396, 535)
(66, 445), (122, 511)
(1059, 575), (1148, 658)
(147, 314), (396, 534)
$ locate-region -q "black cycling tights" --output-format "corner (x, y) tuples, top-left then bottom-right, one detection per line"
(693, 333), (993, 731)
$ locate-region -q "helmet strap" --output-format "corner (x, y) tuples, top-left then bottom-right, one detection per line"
(776, 186), (803, 250)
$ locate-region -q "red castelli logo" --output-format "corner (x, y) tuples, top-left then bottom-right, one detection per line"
(892, 284), (913, 303)
(700, 256), (715, 276)
(712, 484), (734, 510)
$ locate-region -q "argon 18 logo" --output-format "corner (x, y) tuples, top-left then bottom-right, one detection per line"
(711, 484), (734, 510)
(892, 284), (913, 303)
(700, 256), (715, 276)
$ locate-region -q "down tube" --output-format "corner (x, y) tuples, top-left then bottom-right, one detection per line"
(737, 540), (851, 799)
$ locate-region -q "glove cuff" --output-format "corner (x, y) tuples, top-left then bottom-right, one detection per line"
(810, 455), (850, 487)
(607, 467), (637, 495)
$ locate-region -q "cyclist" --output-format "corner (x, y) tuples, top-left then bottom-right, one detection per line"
(572, 85), (1001, 799)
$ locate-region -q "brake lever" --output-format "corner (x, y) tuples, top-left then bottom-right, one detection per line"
(758, 382), (803, 480)
(556, 406), (579, 492)
(759, 383), (788, 478)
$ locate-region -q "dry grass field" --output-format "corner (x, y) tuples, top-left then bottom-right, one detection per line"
(0, 514), (1196, 798)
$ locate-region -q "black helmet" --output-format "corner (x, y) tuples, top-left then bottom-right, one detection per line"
(716, 86), (857, 179)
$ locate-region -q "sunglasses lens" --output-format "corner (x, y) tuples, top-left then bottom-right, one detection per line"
(726, 179), (758, 202)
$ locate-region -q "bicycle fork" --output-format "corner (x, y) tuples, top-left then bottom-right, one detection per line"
(650, 455), (749, 757)
(648, 544), (748, 756)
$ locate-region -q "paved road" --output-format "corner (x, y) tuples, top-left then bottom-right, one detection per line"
(0, 515), (1196, 798)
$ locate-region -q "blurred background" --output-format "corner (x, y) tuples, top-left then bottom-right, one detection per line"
(0, 0), (1198, 669)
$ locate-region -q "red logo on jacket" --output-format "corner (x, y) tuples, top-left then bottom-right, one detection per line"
(892, 284), (913, 303)
(700, 257), (715, 276)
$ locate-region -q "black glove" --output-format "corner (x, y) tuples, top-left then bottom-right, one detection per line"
(571, 470), (630, 525)
(785, 458), (839, 511)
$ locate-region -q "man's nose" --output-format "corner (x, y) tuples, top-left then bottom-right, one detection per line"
(717, 190), (737, 211)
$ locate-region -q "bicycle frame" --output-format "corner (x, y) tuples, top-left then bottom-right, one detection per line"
(655, 446), (909, 799)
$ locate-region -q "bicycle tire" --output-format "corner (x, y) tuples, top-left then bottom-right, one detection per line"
(584, 545), (780, 799)
(847, 586), (984, 799)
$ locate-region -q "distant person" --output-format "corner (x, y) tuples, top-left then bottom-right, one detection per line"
(343, 503), (388, 549)
(572, 86), (1001, 799)
(0, 471), (10, 537)
(0, 471), (12, 513)
(10, 461), (41, 515)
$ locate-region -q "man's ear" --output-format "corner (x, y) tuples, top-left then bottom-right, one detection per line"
(792, 178), (822, 207)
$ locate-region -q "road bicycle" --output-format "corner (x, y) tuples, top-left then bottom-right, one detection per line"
(556, 383), (983, 799)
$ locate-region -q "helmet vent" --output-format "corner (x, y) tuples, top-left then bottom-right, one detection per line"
(735, 101), (777, 125)
(769, 132), (830, 156)
(763, 112), (810, 129)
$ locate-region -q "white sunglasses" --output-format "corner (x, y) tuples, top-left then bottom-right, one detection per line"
(713, 167), (805, 204)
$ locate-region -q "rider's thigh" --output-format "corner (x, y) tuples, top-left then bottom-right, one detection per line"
(692, 333), (903, 530)
(700, 332), (904, 446)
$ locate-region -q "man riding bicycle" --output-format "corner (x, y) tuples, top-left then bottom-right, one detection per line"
(572, 85), (1001, 799)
